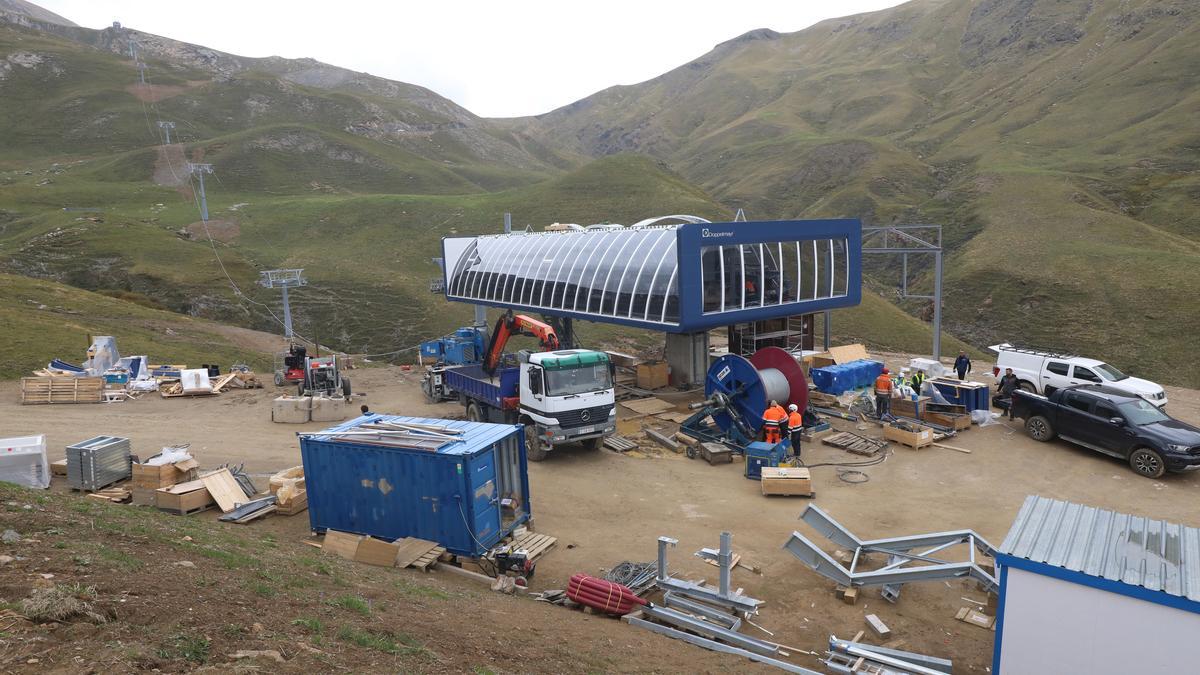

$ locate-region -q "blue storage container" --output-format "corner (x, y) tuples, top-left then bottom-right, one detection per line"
(811, 360), (885, 395)
(931, 379), (991, 412)
(299, 415), (531, 557)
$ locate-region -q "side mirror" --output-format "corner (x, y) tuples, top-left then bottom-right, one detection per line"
(1109, 417), (1125, 426)
(528, 370), (542, 396)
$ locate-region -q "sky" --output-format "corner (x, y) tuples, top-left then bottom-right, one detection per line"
(35, 0), (906, 118)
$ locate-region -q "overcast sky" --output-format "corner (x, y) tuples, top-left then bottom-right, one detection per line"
(37, 0), (905, 117)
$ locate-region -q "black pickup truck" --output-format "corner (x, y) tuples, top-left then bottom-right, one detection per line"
(1011, 384), (1200, 478)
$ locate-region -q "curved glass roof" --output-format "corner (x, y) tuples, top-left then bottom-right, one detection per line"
(445, 227), (680, 325)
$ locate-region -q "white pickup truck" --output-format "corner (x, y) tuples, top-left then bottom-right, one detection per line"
(989, 344), (1167, 408)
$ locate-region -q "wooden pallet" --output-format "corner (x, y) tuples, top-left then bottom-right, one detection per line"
(822, 431), (889, 456)
(409, 546), (446, 571)
(603, 435), (638, 452)
(20, 376), (104, 404)
(157, 502), (214, 516)
(511, 531), (557, 563)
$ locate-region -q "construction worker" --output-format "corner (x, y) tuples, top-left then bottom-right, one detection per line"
(762, 399), (787, 444)
(910, 368), (926, 394)
(954, 351), (972, 380)
(787, 403), (804, 459)
(874, 368), (894, 418)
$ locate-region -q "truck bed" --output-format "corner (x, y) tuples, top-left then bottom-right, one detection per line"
(445, 364), (519, 409)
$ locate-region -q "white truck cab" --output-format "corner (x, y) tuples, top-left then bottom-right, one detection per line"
(519, 349), (617, 459)
(989, 344), (1167, 408)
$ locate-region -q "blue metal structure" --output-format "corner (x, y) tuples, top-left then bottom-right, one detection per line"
(440, 219), (862, 333)
(420, 327), (486, 366)
(299, 415), (530, 557)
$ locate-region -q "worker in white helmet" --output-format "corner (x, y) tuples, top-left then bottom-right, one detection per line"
(787, 403), (804, 460)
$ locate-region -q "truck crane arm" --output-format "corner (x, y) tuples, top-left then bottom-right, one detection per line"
(482, 312), (561, 375)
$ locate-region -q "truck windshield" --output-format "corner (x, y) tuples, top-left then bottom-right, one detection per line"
(1094, 363), (1128, 381)
(1117, 400), (1169, 426)
(544, 364), (612, 396)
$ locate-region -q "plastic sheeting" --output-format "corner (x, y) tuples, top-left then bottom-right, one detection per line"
(921, 381), (952, 405)
(84, 336), (119, 375)
(972, 409), (1003, 426)
(180, 369), (212, 393)
(0, 435), (50, 489)
(144, 446), (192, 466)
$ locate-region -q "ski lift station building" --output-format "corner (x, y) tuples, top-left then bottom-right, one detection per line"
(439, 217), (863, 384)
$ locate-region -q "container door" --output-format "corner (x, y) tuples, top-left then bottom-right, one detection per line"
(494, 435), (527, 529)
(466, 452), (501, 549)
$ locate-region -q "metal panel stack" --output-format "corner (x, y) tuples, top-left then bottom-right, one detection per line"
(66, 436), (132, 491)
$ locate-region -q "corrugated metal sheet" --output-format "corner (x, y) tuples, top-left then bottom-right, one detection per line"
(999, 495), (1200, 602)
(66, 435), (131, 491)
(300, 415), (530, 557)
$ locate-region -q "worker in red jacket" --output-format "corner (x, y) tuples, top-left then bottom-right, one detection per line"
(874, 368), (894, 418)
(787, 404), (804, 459)
(762, 400), (787, 444)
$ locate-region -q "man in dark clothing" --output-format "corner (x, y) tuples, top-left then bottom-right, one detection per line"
(954, 352), (972, 380)
(997, 368), (1020, 419)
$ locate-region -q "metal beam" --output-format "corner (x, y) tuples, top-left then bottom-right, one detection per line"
(627, 618), (821, 675)
(642, 605), (778, 656)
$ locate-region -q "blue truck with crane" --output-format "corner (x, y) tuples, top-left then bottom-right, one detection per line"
(420, 313), (616, 460)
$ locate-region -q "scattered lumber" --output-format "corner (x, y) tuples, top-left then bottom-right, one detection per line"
(822, 431), (888, 456)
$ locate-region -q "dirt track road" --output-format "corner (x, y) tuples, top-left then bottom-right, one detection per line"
(3, 363), (1198, 670)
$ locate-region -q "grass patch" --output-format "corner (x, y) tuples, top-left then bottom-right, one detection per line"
(291, 617), (323, 634)
(249, 582), (276, 598)
(329, 595), (371, 616)
(185, 543), (257, 570)
(336, 625), (427, 656)
(97, 545), (143, 572)
(20, 583), (106, 623)
(158, 633), (211, 664)
(394, 579), (452, 601)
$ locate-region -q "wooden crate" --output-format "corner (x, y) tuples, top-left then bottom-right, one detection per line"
(155, 483), (215, 514)
(891, 396), (930, 419)
(761, 467), (813, 497)
(20, 376), (104, 405)
(132, 462), (195, 489)
(884, 423), (934, 449)
(926, 411), (972, 430)
(636, 361), (669, 390)
(275, 491), (307, 516)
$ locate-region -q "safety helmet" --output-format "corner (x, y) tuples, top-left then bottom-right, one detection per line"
(788, 404), (798, 412)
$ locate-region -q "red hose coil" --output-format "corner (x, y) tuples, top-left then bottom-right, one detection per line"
(566, 573), (647, 616)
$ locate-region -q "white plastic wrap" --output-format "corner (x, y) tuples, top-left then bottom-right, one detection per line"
(971, 409), (1002, 426)
(180, 368), (212, 393)
(0, 435), (50, 489)
(144, 446), (193, 466)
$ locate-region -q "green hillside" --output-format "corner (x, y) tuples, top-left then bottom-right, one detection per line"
(505, 0), (1200, 385)
(0, 272), (275, 379)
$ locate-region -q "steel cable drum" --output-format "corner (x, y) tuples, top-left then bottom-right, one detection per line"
(704, 346), (809, 433)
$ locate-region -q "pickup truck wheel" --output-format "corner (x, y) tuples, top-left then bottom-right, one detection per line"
(1129, 448), (1166, 479)
(525, 425), (548, 461)
(582, 437), (603, 451)
(1026, 415), (1055, 442)
(1018, 381), (1036, 393)
(465, 402), (482, 422)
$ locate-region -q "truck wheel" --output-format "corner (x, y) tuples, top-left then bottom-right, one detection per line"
(1026, 415), (1055, 442)
(1018, 381), (1036, 393)
(466, 402), (482, 422)
(1129, 448), (1166, 479)
(341, 377), (352, 398)
(583, 437), (603, 451)
(274, 371), (285, 387)
(525, 426), (548, 461)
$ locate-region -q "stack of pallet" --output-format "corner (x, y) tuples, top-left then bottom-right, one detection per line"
(20, 376), (104, 405)
(320, 530), (447, 571)
(822, 431), (889, 456)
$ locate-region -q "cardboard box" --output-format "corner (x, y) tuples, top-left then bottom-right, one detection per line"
(636, 361), (669, 390)
(155, 484), (215, 514)
(884, 423), (934, 449)
(760, 467), (813, 496)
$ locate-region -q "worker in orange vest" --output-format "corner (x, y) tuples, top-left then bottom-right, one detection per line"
(762, 399), (787, 444)
(787, 403), (804, 459)
(874, 368), (894, 418)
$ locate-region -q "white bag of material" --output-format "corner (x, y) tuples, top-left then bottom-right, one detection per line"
(145, 446), (193, 466)
(180, 368), (212, 393)
(910, 358), (947, 378)
(0, 435), (50, 489)
(972, 409), (1002, 426)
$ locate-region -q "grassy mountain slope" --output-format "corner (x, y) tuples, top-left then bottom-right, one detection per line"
(0, 272), (275, 378)
(502, 0), (1200, 385)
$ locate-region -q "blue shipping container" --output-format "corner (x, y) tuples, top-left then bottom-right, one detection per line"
(299, 415), (531, 557)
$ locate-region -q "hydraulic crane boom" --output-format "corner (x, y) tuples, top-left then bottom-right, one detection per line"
(482, 312), (561, 375)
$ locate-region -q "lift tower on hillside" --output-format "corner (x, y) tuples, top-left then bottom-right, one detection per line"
(259, 269), (307, 339)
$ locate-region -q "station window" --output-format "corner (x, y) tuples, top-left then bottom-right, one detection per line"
(701, 238), (849, 315)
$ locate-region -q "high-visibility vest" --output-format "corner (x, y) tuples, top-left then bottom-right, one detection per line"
(788, 411), (803, 430)
(874, 375), (893, 395)
(911, 372), (925, 389)
(763, 405), (786, 426)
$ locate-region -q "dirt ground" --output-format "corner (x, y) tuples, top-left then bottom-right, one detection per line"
(2, 357), (1198, 672)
